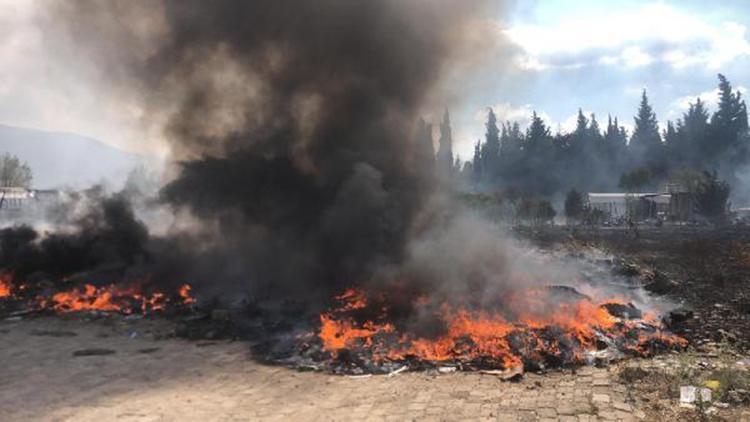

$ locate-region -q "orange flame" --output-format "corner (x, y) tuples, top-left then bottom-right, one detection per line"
(0, 272), (196, 315)
(0, 275), (11, 298)
(179, 284), (197, 305)
(42, 284), (166, 314)
(317, 287), (686, 369)
(37, 282), (197, 315)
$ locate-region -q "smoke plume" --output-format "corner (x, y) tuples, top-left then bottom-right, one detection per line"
(3, 1), (511, 303)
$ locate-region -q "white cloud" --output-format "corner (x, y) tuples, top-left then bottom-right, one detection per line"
(475, 103), (556, 132)
(667, 85), (748, 119)
(472, 103), (609, 138)
(621, 47), (654, 68)
(506, 3), (750, 70)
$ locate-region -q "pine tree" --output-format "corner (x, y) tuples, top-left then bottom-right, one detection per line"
(574, 109), (588, 138)
(605, 116), (627, 147)
(678, 98), (710, 165)
(711, 74), (749, 156)
(480, 108), (501, 184)
(564, 188), (585, 223)
(437, 109), (454, 178)
(414, 118), (435, 175)
(588, 114), (602, 141)
(693, 170), (730, 221)
(500, 122), (523, 157)
(631, 90), (662, 154)
(471, 140), (482, 189)
(663, 121), (678, 146)
(525, 112), (551, 152)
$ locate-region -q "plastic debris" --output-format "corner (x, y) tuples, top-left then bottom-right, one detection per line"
(704, 380), (721, 390)
(680, 386), (712, 407)
(387, 365), (407, 377)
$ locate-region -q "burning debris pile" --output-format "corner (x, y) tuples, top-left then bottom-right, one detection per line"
(275, 285), (686, 375)
(0, 273), (196, 317)
(256, 258), (687, 374)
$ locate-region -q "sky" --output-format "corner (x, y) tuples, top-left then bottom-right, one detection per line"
(1, 1), (749, 162)
(451, 0), (750, 160)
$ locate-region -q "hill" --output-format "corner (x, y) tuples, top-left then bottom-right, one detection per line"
(0, 125), (142, 189)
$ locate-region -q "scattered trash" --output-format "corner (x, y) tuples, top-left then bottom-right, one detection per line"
(387, 365), (408, 377)
(438, 366), (457, 374)
(8, 309), (38, 318)
(728, 389), (750, 404)
(601, 302), (642, 319)
(211, 309), (235, 321)
(665, 308), (694, 326)
(128, 331), (138, 339)
(72, 348), (116, 357)
(480, 366), (523, 382)
(704, 380), (721, 390)
(29, 329), (77, 337)
(680, 386), (712, 407)
(296, 364), (320, 372)
(643, 270), (677, 294)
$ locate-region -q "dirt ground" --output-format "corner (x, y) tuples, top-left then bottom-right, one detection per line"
(520, 225), (750, 350)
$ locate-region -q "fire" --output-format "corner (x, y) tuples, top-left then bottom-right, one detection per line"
(317, 287), (686, 371)
(42, 284), (169, 314)
(40, 282), (197, 314)
(0, 274), (11, 298)
(179, 284), (197, 305)
(0, 273), (198, 316)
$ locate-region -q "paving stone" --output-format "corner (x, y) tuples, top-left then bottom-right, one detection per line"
(559, 381), (576, 387)
(597, 410), (619, 421)
(616, 410), (636, 421)
(495, 412), (518, 420)
(517, 399), (537, 410)
(592, 393), (611, 404)
(516, 411), (538, 422)
(612, 401), (632, 412)
(556, 404), (577, 415)
(407, 403), (427, 411)
(537, 407), (557, 418)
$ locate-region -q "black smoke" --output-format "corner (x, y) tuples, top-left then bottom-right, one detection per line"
(0, 190), (149, 284)
(0, 1), (499, 302)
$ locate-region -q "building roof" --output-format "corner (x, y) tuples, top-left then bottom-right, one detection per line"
(0, 187), (34, 199)
(588, 192), (671, 204)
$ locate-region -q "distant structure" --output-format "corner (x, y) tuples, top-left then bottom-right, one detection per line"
(0, 187), (61, 220)
(587, 185), (693, 223)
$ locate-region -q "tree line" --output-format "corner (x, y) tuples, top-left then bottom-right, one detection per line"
(423, 74), (748, 203)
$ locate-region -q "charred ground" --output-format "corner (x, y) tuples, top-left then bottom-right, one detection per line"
(519, 225), (750, 352)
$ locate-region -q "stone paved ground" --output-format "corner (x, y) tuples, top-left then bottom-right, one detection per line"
(0, 316), (672, 421)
